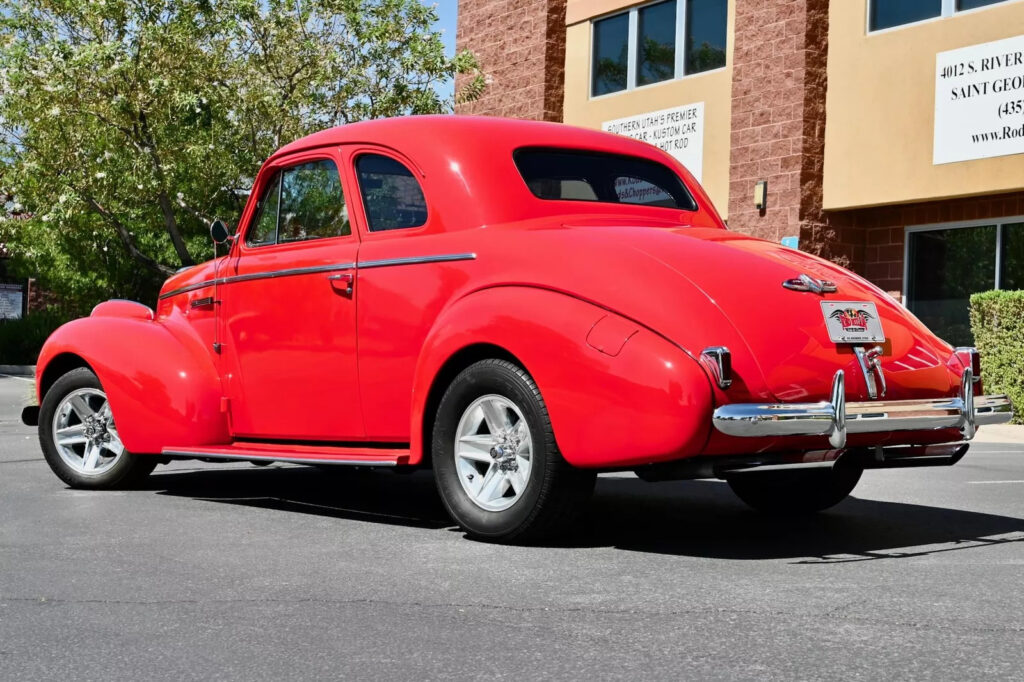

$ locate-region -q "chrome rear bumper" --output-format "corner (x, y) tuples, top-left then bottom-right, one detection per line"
(712, 368), (1013, 448)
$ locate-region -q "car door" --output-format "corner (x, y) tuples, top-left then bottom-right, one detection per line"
(343, 146), (466, 441)
(218, 150), (364, 441)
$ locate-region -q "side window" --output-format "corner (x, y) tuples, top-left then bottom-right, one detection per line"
(246, 171), (281, 247)
(245, 160), (349, 247)
(355, 154), (427, 232)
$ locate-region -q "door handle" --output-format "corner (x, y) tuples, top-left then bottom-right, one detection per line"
(328, 272), (353, 296)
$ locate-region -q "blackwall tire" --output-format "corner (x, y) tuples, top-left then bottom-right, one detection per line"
(432, 359), (595, 543)
(39, 367), (158, 489)
(726, 462), (863, 514)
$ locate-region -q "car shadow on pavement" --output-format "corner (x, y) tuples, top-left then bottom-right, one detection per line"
(148, 465), (1024, 562)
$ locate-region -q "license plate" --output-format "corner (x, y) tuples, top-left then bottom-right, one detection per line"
(820, 301), (885, 344)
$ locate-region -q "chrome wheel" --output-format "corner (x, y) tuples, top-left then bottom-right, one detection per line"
(52, 388), (125, 476)
(454, 394), (533, 512)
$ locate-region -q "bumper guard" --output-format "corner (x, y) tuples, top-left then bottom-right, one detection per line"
(712, 368), (1013, 448)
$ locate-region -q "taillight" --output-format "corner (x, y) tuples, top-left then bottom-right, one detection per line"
(954, 347), (982, 382)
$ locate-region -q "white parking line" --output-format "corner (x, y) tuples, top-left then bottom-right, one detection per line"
(968, 480), (1024, 484)
(0, 374), (34, 382)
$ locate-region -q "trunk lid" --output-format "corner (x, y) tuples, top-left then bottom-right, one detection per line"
(576, 224), (960, 402)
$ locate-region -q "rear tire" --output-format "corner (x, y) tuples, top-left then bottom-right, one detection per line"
(726, 462), (863, 514)
(432, 359), (595, 543)
(39, 367), (157, 489)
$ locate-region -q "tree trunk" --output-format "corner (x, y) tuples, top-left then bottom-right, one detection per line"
(158, 190), (195, 267)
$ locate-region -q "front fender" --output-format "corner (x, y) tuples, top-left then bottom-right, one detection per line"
(411, 287), (713, 469)
(36, 304), (228, 454)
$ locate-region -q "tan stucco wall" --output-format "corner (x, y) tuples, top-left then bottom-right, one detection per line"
(562, 1), (735, 218)
(824, 0), (1024, 210)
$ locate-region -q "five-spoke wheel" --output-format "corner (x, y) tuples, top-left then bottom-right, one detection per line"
(433, 359), (595, 542)
(455, 394), (533, 512)
(39, 367), (157, 488)
(52, 387), (126, 476)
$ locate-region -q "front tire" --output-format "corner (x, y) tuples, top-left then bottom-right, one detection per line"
(39, 367), (157, 489)
(432, 359), (595, 543)
(726, 462), (863, 514)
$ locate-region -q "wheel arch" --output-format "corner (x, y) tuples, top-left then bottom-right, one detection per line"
(38, 352), (93, 402)
(418, 342), (526, 469)
(35, 312), (229, 454)
(409, 286), (713, 469)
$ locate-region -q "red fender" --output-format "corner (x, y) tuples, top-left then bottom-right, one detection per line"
(410, 287), (713, 469)
(36, 303), (228, 454)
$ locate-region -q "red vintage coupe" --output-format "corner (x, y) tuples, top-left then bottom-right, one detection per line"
(22, 116), (1014, 541)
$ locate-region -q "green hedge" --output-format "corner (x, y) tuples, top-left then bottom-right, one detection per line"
(970, 290), (1024, 425)
(0, 309), (71, 365)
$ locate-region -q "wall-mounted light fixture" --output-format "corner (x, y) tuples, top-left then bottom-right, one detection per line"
(754, 180), (768, 211)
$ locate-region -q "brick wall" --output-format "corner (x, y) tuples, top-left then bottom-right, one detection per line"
(455, 0), (566, 121)
(728, 0), (863, 270)
(850, 190), (1024, 297)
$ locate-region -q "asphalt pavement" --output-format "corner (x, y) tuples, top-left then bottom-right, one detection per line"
(2, 374), (1023, 681)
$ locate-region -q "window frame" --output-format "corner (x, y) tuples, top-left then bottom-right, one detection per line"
(902, 214), (1024, 304)
(866, 0), (1020, 35)
(239, 151), (356, 253)
(589, 0), (728, 99)
(512, 146), (699, 213)
(353, 152), (430, 234)
(346, 145), (433, 242)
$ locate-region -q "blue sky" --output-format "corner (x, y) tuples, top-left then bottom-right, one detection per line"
(431, 0), (459, 101)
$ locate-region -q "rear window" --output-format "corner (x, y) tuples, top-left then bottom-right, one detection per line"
(513, 148), (697, 211)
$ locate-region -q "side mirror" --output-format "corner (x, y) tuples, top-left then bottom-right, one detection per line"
(210, 219), (231, 245)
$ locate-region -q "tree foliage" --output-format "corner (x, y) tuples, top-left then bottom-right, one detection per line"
(0, 0), (482, 309)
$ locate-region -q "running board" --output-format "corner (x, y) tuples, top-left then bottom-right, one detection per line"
(161, 442), (410, 467)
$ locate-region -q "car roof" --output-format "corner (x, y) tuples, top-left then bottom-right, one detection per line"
(270, 115), (662, 162)
(264, 114), (720, 232)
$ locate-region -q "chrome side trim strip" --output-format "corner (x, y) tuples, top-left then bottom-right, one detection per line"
(159, 262), (355, 299)
(159, 253), (476, 300)
(162, 450), (398, 466)
(358, 253), (477, 269)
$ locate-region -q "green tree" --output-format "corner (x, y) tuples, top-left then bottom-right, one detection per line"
(0, 0), (482, 309)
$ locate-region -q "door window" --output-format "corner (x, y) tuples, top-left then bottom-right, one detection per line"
(355, 154), (428, 232)
(245, 159), (349, 247)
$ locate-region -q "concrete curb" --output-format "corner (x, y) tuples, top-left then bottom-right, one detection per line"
(0, 365), (36, 377)
(973, 424), (1024, 445)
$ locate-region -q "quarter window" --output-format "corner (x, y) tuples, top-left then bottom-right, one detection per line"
(868, 0), (1010, 32)
(355, 154), (428, 232)
(246, 159), (349, 247)
(590, 0), (727, 97)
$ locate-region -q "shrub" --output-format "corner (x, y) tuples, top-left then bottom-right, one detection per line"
(970, 290), (1024, 425)
(0, 308), (70, 365)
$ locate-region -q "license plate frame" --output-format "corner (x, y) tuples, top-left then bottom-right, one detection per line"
(820, 301), (885, 344)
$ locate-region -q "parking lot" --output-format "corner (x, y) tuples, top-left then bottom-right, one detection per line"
(2, 374), (1023, 680)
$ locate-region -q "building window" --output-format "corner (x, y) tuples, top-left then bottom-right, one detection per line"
(637, 1), (676, 87)
(592, 13), (630, 95)
(869, 0), (1011, 32)
(590, 0), (727, 97)
(685, 0), (728, 74)
(905, 218), (1024, 345)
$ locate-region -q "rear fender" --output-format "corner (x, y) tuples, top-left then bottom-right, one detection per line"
(36, 304), (228, 453)
(411, 287), (713, 469)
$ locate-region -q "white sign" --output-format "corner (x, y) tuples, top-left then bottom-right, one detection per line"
(0, 283), (24, 320)
(603, 102), (704, 181)
(934, 35), (1024, 165)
